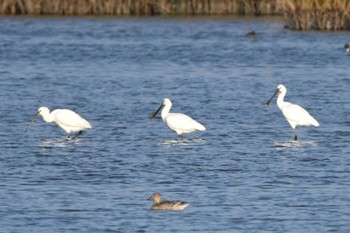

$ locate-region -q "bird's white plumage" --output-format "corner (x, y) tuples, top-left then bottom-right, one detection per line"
(26, 107), (91, 139)
(279, 102), (319, 129)
(266, 84), (319, 140)
(151, 98), (205, 138)
(51, 109), (92, 134)
(165, 113), (206, 135)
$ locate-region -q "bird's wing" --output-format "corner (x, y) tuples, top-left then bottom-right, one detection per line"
(165, 201), (189, 209)
(281, 103), (319, 126)
(166, 113), (205, 131)
(54, 109), (91, 128)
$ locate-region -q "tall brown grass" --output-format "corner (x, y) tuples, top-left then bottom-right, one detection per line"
(284, 0), (350, 30)
(3, 0), (350, 31)
(0, 0), (283, 16)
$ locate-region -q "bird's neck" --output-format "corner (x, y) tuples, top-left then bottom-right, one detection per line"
(155, 198), (161, 204)
(161, 104), (171, 121)
(41, 112), (54, 123)
(277, 93), (286, 110)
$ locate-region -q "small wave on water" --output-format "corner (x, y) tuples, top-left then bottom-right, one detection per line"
(273, 140), (318, 149)
(160, 138), (205, 146)
(38, 137), (89, 148)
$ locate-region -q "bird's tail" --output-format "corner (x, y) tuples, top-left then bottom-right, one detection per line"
(196, 122), (206, 131)
(309, 116), (320, 127)
(83, 119), (92, 129)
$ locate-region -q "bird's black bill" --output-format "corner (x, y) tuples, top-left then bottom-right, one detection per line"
(24, 112), (40, 132)
(264, 89), (279, 108)
(149, 103), (163, 120)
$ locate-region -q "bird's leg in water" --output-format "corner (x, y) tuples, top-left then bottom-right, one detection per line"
(67, 133), (71, 141)
(72, 131), (83, 140)
(179, 134), (184, 140)
(293, 128), (298, 141)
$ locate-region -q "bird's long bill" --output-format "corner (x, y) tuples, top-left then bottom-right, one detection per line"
(264, 89), (279, 108)
(149, 103), (163, 120)
(24, 112), (40, 132)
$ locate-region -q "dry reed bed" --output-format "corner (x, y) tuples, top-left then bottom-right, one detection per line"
(0, 0), (283, 15)
(2, 0), (350, 30)
(284, 0), (350, 30)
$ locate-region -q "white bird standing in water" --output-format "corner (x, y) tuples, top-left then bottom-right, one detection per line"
(150, 98), (206, 139)
(264, 84), (319, 141)
(25, 107), (92, 140)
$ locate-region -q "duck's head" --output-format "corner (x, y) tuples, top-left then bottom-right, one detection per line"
(149, 193), (162, 203)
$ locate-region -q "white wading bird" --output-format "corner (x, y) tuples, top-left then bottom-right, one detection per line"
(150, 98), (206, 139)
(264, 84), (319, 141)
(25, 107), (92, 140)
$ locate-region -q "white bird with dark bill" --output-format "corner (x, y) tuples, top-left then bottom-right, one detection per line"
(264, 84), (319, 141)
(25, 107), (92, 140)
(150, 98), (206, 139)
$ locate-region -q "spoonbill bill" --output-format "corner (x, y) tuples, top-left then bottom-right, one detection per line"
(150, 98), (206, 139)
(149, 193), (189, 211)
(264, 84), (319, 141)
(25, 107), (92, 140)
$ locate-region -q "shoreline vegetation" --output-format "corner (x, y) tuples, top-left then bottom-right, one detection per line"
(0, 0), (283, 16)
(0, 0), (350, 30)
(284, 0), (350, 30)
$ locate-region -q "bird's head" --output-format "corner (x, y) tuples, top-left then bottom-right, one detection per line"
(37, 107), (49, 116)
(264, 84), (287, 108)
(276, 84), (287, 96)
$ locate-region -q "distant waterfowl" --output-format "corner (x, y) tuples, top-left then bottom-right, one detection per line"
(264, 84), (319, 141)
(150, 98), (206, 139)
(245, 30), (257, 38)
(149, 193), (189, 211)
(25, 107), (92, 140)
(344, 43), (350, 53)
